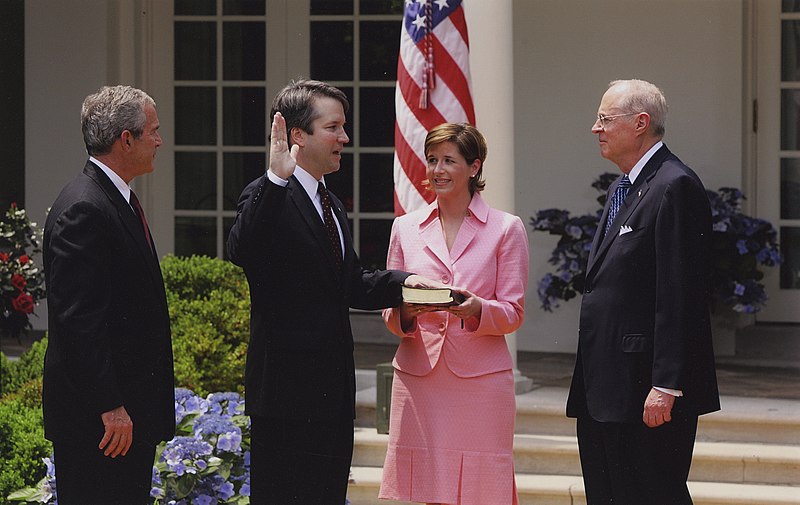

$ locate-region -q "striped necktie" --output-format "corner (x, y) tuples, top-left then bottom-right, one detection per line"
(604, 175), (632, 237)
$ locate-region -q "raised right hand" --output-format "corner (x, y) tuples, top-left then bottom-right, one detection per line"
(269, 111), (299, 180)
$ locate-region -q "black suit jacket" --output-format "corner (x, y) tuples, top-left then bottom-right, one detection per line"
(42, 161), (175, 445)
(567, 145), (720, 423)
(227, 173), (409, 421)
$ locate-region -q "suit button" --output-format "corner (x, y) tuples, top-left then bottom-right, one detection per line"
(439, 322), (446, 331)
(441, 275), (450, 283)
(585, 286), (592, 294)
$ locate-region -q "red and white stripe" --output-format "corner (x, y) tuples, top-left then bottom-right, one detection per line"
(394, 0), (475, 216)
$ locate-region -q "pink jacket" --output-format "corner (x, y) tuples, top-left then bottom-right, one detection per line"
(383, 193), (529, 377)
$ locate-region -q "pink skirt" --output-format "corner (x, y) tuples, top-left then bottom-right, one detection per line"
(379, 356), (518, 505)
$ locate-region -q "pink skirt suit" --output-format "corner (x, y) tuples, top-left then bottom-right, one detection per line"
(378, 194), (529, 505)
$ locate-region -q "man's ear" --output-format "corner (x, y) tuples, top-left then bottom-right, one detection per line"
(290, 127), (305, 148)
(120, 130), (133, 151)
(635, 113), (651, 134)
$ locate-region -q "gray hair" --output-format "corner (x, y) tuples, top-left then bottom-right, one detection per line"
(81, 85), (156, 156)
(608, 79), (667, 138)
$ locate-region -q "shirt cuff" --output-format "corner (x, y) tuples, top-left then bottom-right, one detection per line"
(654, 386), (683, 397)
(267, 169), (289, 187)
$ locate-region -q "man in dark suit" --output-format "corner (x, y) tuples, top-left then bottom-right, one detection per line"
(43, 85), (174, 504)
(566, 79), (720, 505)
(227, 80), (430, 504)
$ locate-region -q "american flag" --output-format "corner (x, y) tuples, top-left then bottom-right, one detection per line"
(394, 0), (475, 215)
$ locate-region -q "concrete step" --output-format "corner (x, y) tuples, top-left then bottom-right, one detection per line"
(353, 429), (800, 487)
(348, 466), (800, 505)
(356, 383), (800, 445)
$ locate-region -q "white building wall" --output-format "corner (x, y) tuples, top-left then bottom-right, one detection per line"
(512, 0), (745, 352)
(25, 0), (115, 330)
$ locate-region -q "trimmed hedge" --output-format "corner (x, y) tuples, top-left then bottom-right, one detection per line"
(161, 255), (250, 396)
(0, 337), (51, 504)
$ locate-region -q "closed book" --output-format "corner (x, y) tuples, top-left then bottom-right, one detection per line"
(402, 286), (465, 305)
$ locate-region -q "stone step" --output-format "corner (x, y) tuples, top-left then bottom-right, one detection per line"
(356, 383), (800, 445)
(347, 466), (800, 505)
(353, 429), (800, 487)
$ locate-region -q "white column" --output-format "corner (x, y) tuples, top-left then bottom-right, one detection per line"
(463, 0), (532, 394)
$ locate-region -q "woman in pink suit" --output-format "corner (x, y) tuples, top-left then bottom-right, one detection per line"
(379, 123), (529, 505)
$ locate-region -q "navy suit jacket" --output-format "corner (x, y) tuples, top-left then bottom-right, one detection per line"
(43, 161), (175, 445)
(567, 145), (720, 423)
(227, 173), (409, 421)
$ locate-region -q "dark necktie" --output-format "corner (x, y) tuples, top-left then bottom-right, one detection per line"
(318, 182), (343, 269)
(129, 190), (154, 254)
(604, 174), (632, 237)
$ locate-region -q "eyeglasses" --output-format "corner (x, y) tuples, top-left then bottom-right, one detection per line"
(595, 112), (640, 129)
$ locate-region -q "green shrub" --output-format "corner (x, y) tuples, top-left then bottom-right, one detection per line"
(0, 399), (51, 503)
(0, 338), (46, 398)
(162, 256), (250, 396)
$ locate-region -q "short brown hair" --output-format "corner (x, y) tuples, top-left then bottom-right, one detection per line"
(424, 123), (487, 195)
(270, 79), (349, 146)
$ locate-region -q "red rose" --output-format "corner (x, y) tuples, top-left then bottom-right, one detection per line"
(12, 292), (34, 314)
(10, 202), (17, 209)
(11, 274), (27, 290)
(18, 255), (29, 265)
(0, 253), (8, 262)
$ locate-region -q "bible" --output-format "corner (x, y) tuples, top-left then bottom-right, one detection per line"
(402, 285), (465, 305)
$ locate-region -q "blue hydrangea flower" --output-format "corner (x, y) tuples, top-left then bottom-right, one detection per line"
(734, 282), (745, 296)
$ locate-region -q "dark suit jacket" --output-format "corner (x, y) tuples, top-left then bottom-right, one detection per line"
(567, 145), (720, 423)
(42, 161), (175, 445)
(227, 173), (409, 421)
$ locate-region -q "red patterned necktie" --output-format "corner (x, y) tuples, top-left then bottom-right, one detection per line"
(318, 182), (343, 269)
(129, 190), (154, 254)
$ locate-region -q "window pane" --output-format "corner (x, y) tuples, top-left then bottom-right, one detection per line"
(175, 87), (216, 145)
(360, 153), (394, 212)
(224, 22), (266, 81)
(223, 87), (266, 146)
(175, 22), (216, 81)
(325, 153), (354, 212)
(782, 21), (800, 81)
(781, 159), (800, 219)
(781, 89), (800, 150)
(310, 0), (352, 15)
(784, 0), (800, 13)
(360, 219), (393, 270)
(175, 0), (215, 15)
(223, 152), (266, 210)
(360, 87), (395, 147)
(360, 0), (404, 15)
(175, 216), (216, 257)
(310, 22), (353, 82)
(223, 217), (236, 261)
(175, 152), (216, 210)
(360, 21), (399, 81)
(780, 227), (800, 289)
(223, 0), (265, 15)
(0, 0), (24, 210)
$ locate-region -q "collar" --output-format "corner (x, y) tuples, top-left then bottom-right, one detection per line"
(627, 140), (663, 184)
(292, 165), (326, 201)
(416, 192), (490, 225)
(90, 156), (131, 203)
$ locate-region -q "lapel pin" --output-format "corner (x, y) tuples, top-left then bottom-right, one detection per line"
(637, 190), (642, 197)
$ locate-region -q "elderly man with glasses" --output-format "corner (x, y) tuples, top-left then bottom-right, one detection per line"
(566, 79), (720, 505)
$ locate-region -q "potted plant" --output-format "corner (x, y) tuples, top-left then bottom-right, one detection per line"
(0, 203), (46, 341)
(530, 174), (782, 354)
